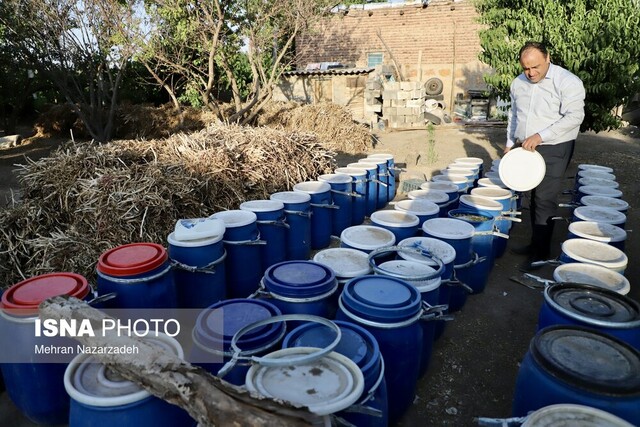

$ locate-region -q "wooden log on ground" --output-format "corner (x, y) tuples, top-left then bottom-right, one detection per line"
(40, 296), (323, 427)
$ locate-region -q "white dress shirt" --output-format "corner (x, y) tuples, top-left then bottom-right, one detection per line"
(506, 63), (585, 148)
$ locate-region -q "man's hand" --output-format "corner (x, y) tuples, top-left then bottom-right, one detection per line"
(522, 133), (542, 151)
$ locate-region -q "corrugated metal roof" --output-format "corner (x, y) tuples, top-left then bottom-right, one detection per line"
(283, 68), (375, 77)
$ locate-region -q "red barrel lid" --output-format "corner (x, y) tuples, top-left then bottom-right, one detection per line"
(1, 272), (90, 312)
(97, 243), (168, 276)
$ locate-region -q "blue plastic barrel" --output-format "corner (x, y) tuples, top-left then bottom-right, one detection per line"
(190, 298), (285, 385)
(572, 205), (626, 228)
(270, 191), (312, 260)
(394, 199), (440, 229)
(336, 275), (424, 424)
(97, 243), (177, 308)
(293, 181), (334, 250)
(0, 273), (90, 425)
(340, 225), (396, 255)
(363, 157), (390, 207)
(349, 162), (379, 216)
(512, 326), (640, 425)
(368, 153), (397, 203)
(567, 221), (627, 251)
(210, 210), (265, 298)
(538, 283), (640, 351)
(335, 167), (368, 225)
(470, 187), (517, 257)
(560, 238), (628, 274)
(167, 218), (227, 308)
(370, 210), (420, 243)
(240, 200), (288, 269)
(422, 218), (475, 312)
(459, 193), (512, 259)
(580, 195), (629, 215)
(318, 173), (354, 236)
(260, 261), (339, 321)
(283, 320), (388, 427)
(64, 333), (195, 427)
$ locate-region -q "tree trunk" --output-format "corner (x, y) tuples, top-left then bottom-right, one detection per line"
(39, 296), (322, 427)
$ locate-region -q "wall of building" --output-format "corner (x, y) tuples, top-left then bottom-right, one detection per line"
(295, 0), (491, 113)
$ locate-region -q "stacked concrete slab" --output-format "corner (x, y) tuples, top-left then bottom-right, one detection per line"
(382, 81), (426, 129)
(364, 79), (383, 125)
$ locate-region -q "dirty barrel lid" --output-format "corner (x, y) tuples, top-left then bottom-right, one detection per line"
(263, 261), (337, 298)
(578, 185), (623, 199)
(553, 263), (630, 295)
(580, 196), (629, 212)
(577, 177), (619, 188)
(419, 181), (459, 195)
(169, 217), (225, 247)
(573, 206), (626, 226)
(568, 221), (627, 243)
(407, 189), (449, 204)
(422, 218), (475, 240)
(561, 238), (628, 271)
(340, 225), (396, 251)
(98, 243), (168, 276)
(1, 272), (90, 313)
(394, 199), (440, 216)
(522, 404), (635, 427)
(398, 236), (457, 265)
(313, 248), (371, 279)
(370, 210), (420, 228)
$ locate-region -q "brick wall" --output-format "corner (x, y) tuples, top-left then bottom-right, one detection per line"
(296, 0), (491, 112)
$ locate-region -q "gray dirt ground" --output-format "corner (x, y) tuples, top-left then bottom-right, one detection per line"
(1, 123), (639, 426)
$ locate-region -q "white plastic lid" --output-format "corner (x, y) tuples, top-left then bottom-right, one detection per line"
(398, 236), (457, 265)
(347, 162), (377, 171)
(171, 217), (225, 244)
(578, 177), (619, 188)
(442, 167), (475, 177)
(210, 210), (257, 228)
(313, 248), (372, 278)
(240, 200), (285, 213)
(340, 225), (396, 250)
(561, 238), (628, 271)
(432, 174), (468, 185)
(477, 177), (508, 189)
(579, 185), (623, 199)
(293, 181), (331, 194)
(470, 187), (513, 200)
(318, 174), (353, 184)
(64, 334), (183, 407)
(522, 404), (634, 427)
(422, 218), (475, 240)
(419, 181), (458, 194)
(335, 167), (366, 177)
(580, 195), (629, 212)
(367, 153), (394, 160)
(394, 199), (440, 216)
(407, 189), (449, 204)
(568, 221), (627, 243)
(370, 210), (420, 228)
(459, 194), (503, 211)
(378, 260), (441, 293)
(361, 157), (386, 166)
(577, 169), (616, 181)
(573, 206), (626, 225)
(245, 347), (364, 416)
(454, 157), (484, 166)
(553, 263), (630, 295)
(271, 191), (311, 204)
(578, 164), (614, 173)
(498, 147), (546, 191)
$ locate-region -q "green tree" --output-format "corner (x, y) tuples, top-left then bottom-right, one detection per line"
(476, 0), (640, 132)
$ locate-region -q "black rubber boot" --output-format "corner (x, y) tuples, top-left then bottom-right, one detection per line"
(519, 224), (551, 272)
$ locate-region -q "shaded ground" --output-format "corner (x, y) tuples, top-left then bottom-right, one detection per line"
(1, 124), (638, 426)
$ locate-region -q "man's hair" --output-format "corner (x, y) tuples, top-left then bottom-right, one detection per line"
(519, 41), (549, 59)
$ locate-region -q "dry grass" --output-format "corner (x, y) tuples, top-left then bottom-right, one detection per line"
(0, 124), (335, 289)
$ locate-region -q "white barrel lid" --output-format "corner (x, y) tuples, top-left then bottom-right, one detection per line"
(577, 169), (616, 181)
(470, 187), (513, 200)
(398, 236), (457, 265)
(64, 334), (183, 407)
(432, 174), (468, 185)
(318, 173), (353, 184)
(573, 206), (626, 225)
(579, 185), (623, 198)
(170, 217), (225, 245)
(370, 210), (420, 228)
(477, 177), (508, 189)
(360, 157), (386, 166)
(568, 221), (627, 243)
(293, 181), (331, 194)
(522, 404), (634, 427)
(459, 194), (503, 211)
(580, 196), (629, 212)
(271, 191), (311, 204)
(422, 217), (475, 240)
(578, 164), (614, 173)
(553, 263), (630, 295)
(407, 189), (449, 204)
(447, 163), (478, 172)
(367, 153), (394, 160)
(498, 147), (546, 191)
(578, 177), (619, 188)
(313, 248), (372, 278)
(419, 181), (458, 194)
(245, 347), (364, 416)
(335, 167), (366, 177)
(340, 225), (396, 250)
(454, 156), (484, 166)
(347, 162), (377, 171)
(561, 238), (628, 270)
(394, 199), (440, 216)
(210, 210), (257, 228)
(378, 260), (441, 293)
(443, 167), (476, 176)
(240, 199), (285, 213)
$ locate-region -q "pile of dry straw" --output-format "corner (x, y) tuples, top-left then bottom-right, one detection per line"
(0, 123), (345, 289)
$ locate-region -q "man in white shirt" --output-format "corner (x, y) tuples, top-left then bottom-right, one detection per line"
(505, 41), (585, 270)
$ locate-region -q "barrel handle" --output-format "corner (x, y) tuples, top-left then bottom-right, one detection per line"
(170, 250), (227, 274)
(217, 315), (342, 378)
(284, 209), (312, 218)
(367, 246), (444, 281)
(331, 189), (364, 198)
(88, 292), (117, 306)
(249, 279), (339, 303)
(256, 219), (290, 229)
(446, 268), (474, 294)
(339, 356), (385, 418)
(420, 301), (453, 322)
(475, 415), (527, 426)
(338, 297), (424, 329)
(310, 203), (340, 210)
(371, 179), (388, 188)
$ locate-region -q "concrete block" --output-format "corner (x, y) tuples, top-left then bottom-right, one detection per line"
(406, 99), (424, 108)
(366, 97), (382, 106)
(383, 82), (400, 90)
(365, 89), (382, 98)
(365, 104), (383, 113)
(383, 107), (398, 116)
(396, 91), (410, 100)
(383, 98), (392, 107)
(391, 99), (406, 108)
(382, 90), (399, 100)
(366, 81), (383, 90)
(410, 89), (426, 99)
